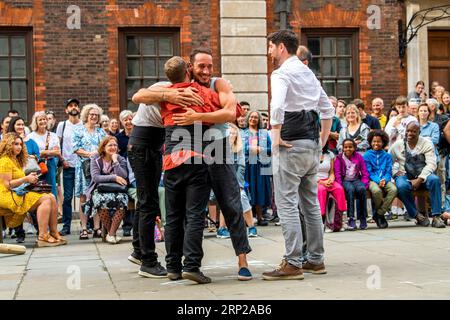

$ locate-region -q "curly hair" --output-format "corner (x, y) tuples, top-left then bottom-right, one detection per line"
(80, 104), (103, 124)
(0, 132), (28, 168)
(367, 130), (390, 148)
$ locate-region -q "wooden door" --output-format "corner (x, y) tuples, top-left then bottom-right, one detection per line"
(428, 30), (450, 90)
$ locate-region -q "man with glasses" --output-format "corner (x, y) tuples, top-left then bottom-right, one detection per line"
(56, 98), (83, 235)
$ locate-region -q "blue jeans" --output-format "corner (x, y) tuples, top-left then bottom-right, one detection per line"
(343, 180), (367, 220)
(62, 167), (76, 231)
(395, 174), (442, 217)
(45, 157), (58, 198)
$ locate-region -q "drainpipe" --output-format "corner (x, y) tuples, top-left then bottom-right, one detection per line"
(276, 0), (291, 30)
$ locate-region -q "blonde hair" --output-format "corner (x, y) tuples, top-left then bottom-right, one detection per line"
(30, 111), (47, 132)
(100, 114), (110, 124)
(80, 104), (103, 124)
(344, 104), (362, 124)
(0, 133), (28, 168)
(228, 123), (243, 154)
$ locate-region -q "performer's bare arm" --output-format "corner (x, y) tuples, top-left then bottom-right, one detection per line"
(132, 85), (204, 108)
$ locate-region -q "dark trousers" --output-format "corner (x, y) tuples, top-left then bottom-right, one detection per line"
(343, 180), (367, 220)
(122, 209), (134, 232)
(164, 163), (210, 273)
(207, 138), (251, 256)
(62, 167), (76, 231)
(128, 143), (163, 267)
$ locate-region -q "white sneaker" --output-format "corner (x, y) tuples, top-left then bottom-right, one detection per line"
(114, 236), (122, 243)
(25, 223), (36, 235)
(324, 227), (333, 233)
(106, 234), (117, 244)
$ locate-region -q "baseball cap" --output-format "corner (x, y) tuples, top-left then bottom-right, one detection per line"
(65, 98), (80, 107)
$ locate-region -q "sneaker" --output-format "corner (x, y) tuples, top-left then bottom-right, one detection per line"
(270, 216), (280, 223)
(216, 227), (230, 239)
(415, 212), (430, 227)
(59, 228), (71, 236)
(26, 224), (36, 235)
(248, 226), (258, 237)
(182, 271), (211, 284)
(16, 235), (25, 243)
(374, 214), (388, 229)
(127, 252), (142, 266)
(10, 229), (16, 239)
(404, 214), (411, 221)
(347, 218), (356, 231)
(237, 267), (253, 281)
(302, 261), (327, 274)
(138, 262), (167, 278)
(432, 216), (446, 228)
(114, 236), (122, 243)
(262, 260), (304, 281)
(122, 229), (131, 237)
(275, 222), (281, 226)
(324, 226), (333, 233)
(257, 219), (269, 226)
(105, 234), (117, 244)
(359, 219), (367, 230)
(167, 272), (183, 281)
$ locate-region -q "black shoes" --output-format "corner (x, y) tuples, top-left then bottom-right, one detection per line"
(123, 229), (132, 237)
(416, 212), (430, 227)
(374, 214), (388, 229)
(127, 252), (142, 266)
(59, 229), (71, 236)
(167, 272), (183, 281)
(138, 262), (167, 278)
(182, 271), (211, 284)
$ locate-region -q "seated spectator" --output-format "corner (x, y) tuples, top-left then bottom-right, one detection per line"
(408, 100), (419, 118)
(363, 131), (397, 229)
(418, 103), (440, 159)
(371, 98), (387, 129)
(435, 85), (446, 110)
(352, 98), (381, 130)
(0, 133), (66, 247)
(1, 116), (11, 140)
(407, 80), (426, 104)
(385, 96), (417, 146)
(426, 98), (449, 130)
(85, 136), (129, 244)
(100, 115), (111, 135)
(317, 145), (347, 233)
(442, 91), (450, 114)
(386, 107), (398, 125)
(389, 121), (446, 228)
(335, 139), (369, 230)
(109, 118), (120, 136)
(327, 96), (342, 154)
(338, 104), (370, 153)
(336, 100), (347, 126)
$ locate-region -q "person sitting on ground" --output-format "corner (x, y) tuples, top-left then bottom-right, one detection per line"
(337, 104), (370, 154)
(385, 96), (417, 147)
(418, 103), (440, 159)
(363, 130), (397, 229)
(0, 133), (66, 247)
(371, 98), (387, 130)
(352, 98), (381, 130)
(408, 100), (419, 118)
(334, 139), (369, 231)
(389, 121), (446, 228)
(85, 136), (129, 244)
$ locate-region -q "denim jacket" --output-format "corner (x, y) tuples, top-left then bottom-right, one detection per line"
(242, 129), (272, 167)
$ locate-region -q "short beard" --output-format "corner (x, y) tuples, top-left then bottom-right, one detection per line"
(69, 110), (80, 116)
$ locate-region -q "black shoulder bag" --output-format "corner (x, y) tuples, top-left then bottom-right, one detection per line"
(404, 140), (427, 180)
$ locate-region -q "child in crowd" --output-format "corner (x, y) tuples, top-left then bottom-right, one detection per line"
(363, 130), (397, 229)
(316, 145), (347, 232)
(335, 139), (369, 230)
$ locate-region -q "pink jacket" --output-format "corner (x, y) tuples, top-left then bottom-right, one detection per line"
(334, 152), (369, 188)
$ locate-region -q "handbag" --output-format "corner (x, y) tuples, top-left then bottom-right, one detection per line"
(25, 181), (52, 194)
(96, 182), (127, 193)
(404, 140), (427, 180)
(82, 160), (91, 180)
(24, 156), (41, 175)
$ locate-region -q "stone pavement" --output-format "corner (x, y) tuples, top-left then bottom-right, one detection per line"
(1, 219), (450, 300)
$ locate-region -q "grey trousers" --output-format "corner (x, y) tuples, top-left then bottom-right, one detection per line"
(273, 139), (324, 267)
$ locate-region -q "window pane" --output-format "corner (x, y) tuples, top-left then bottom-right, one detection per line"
(322, 80), (335, 96)
(142, 37), (156, 55)
(0, 102), (10, 118)
(323, 38), (336, 56)
(0, 59), (9, 77)
(310, 58), (320, 76)
(0, 37), (8, 56)
(12, 80), (26, 99)
(158, 37), (172, 55)
(12, 101), (27, 120)
(307, 38), (320, 56)
(159, 58), (169, 77)
(338, 58), (352, 77)
(0, 81), (10, 100)
(127, 59), (140, 77)
(126, 36), (140, 55)
(127, 80), (140, 99)
(143, 59), (156, 77)
(11, 58), (26, 77)
(11, 37), (25, 56)
(322, 58), (336, 76)
(337, 38), (351, 56)
(127, 100), (139, 113)
(337, 80), (351, 98)
(143, 79), (156, 88)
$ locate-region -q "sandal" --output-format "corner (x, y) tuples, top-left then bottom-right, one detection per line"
(36, 233), (62, 247)
(50, 231), (68, 245)
(79, 229), (89, 240)
(93, 228), (102, 239)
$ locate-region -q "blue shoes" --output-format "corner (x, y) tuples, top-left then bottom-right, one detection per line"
(359, 218), (367, 230)
(248, 226), (258, 237)
(216, 227), (231, 239)
(238, 267), (253, 281)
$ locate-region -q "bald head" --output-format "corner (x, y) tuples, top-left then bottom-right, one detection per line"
(297, 45), (312, 66)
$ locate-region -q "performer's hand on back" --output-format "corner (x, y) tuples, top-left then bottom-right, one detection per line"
(168, 87), (204, 108)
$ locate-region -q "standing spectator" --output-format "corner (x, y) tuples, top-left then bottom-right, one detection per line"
(335, 139), (369, 230)
(56, 98), (83, 236)
(316, 145), (347, 233)
(236, 116), (247, 129)
(242, 111), (272, 226)
(407, 80), (426, 103)
(363, 131), (397, 229)
(371, 98), (387, 129)
(240, 101), (251, 117)
(45, 110), (57, 133)
(418, 103), (440, 158)
(100, 115), (111, 134)
(352, 99), (381, 130)
(109, 118), (120, 136)
(72, 104), (107, 240)
(0, 133), (66, 247)
(260, 112), (269, 129)
(385, 96), (417, 146)
(115, 110), (134, 236)
(337, 104), (370, 153)
(28, 111), (61, 198)
(1, 116), (11, 140)
(336, 100), (347, 125)
(389, 121), (445, 228)
(85, 136), (129, 244)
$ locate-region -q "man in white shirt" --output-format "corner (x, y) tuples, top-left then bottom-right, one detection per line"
(384, 96), (417, 146)
(56, 98), (83, 235)
(262, 30), (334, 281)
